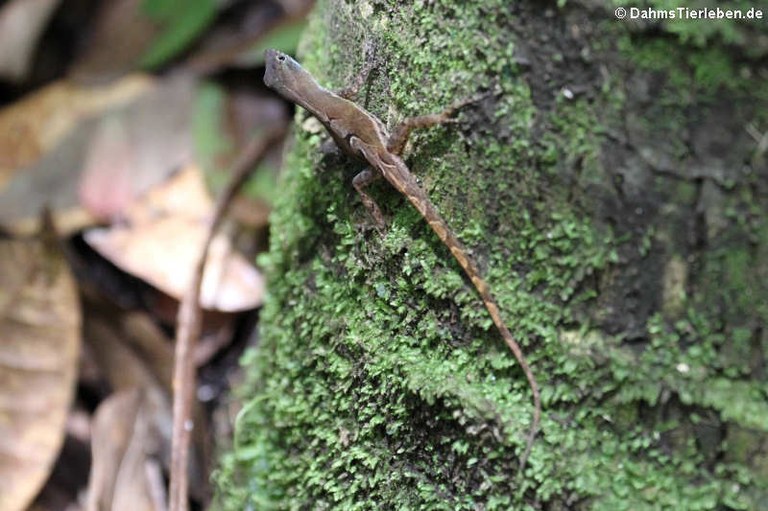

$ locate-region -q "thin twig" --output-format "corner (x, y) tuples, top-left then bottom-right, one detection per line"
(168, 127), (287, 511)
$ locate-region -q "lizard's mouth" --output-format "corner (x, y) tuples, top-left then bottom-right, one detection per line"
(263, 49), (305, 104)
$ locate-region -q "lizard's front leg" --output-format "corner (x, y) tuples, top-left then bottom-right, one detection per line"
(335, 42), (378, 101)
(352, 167), (386, 230)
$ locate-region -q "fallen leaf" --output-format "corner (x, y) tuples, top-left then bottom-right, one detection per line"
(84, 305), (170, 394)
(81, 293), (175, 395)
(28, 408), (92, 511)
(83, 165), (265, 312)
(85, 390), (165, 511)
(0, 75), (196, 235)
(121, 313), (176, 390)
(0, 224), (81, 511)
(81, 298), (208, 505)
(120, 156), (212, 224)
(0, 116), (101, 236)
(0, 75), (152, 186)
(78, 75), (196, 220)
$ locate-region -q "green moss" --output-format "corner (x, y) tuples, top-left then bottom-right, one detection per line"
(616, 20), (768, 114)
(214, 0), (768, 509)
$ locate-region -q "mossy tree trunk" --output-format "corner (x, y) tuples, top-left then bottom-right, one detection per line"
(216, 1), (768, 509)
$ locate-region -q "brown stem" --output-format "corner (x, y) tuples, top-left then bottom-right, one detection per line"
(168, 127), (287, 511)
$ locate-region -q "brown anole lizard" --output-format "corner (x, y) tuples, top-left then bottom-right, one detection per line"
(263, 48), (541, 474)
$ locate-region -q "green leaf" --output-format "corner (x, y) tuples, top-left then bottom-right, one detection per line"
(192, 81), (229, 177)
(140, 0), (217, 68)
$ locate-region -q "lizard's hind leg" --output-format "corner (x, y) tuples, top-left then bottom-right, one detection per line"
(352, 168), (386, 230)
(387, 91), (494, 155)
(387, 110), (459, 156)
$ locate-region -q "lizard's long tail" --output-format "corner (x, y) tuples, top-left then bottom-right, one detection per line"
(397, 172), (542, 476)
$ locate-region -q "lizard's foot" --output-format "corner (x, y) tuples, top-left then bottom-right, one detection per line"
(352, 167), (387, 231)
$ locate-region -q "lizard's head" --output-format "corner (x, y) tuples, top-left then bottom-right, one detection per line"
(264, 49), (310, 101)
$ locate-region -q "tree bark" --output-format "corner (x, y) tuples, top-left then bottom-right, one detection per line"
(216, 1), (768, 509)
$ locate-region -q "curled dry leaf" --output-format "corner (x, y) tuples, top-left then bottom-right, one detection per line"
(81, 296), (176, 472)
(85, 390), (166, 511)
(85, 221), (265, 313)
(83, 165), (265, 312)
(0, 229), (81, 511)
(81, 297), (208, 505)
(120, 158), (213, 224)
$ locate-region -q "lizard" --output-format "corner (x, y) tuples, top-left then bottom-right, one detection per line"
(263, 48), (541, 475)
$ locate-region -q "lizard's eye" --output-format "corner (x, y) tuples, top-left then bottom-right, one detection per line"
(277, 55), (286, 62)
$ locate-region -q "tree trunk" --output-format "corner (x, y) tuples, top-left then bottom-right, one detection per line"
(216, 1), (768, 509)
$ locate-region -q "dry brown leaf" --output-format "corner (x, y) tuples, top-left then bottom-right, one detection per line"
(0, 75), (152, 186)
(82, 296), (174, 394)
(0, 0), (61, 82)
(0, 75), (195, 235)
(27, 408), (91, 511)
(0, 228), (81, 511)
(0, 117), (101, 236)
(85, 390), (165, 511)
(83, 165), (265, 312)
(121, 159), (213, 224)
(85, 221), (265, 312)
(81, 300), (208, 505)
(121, 313), (176, 390)
(84, 307), (169, 394)
(78, 75), (197, 220)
